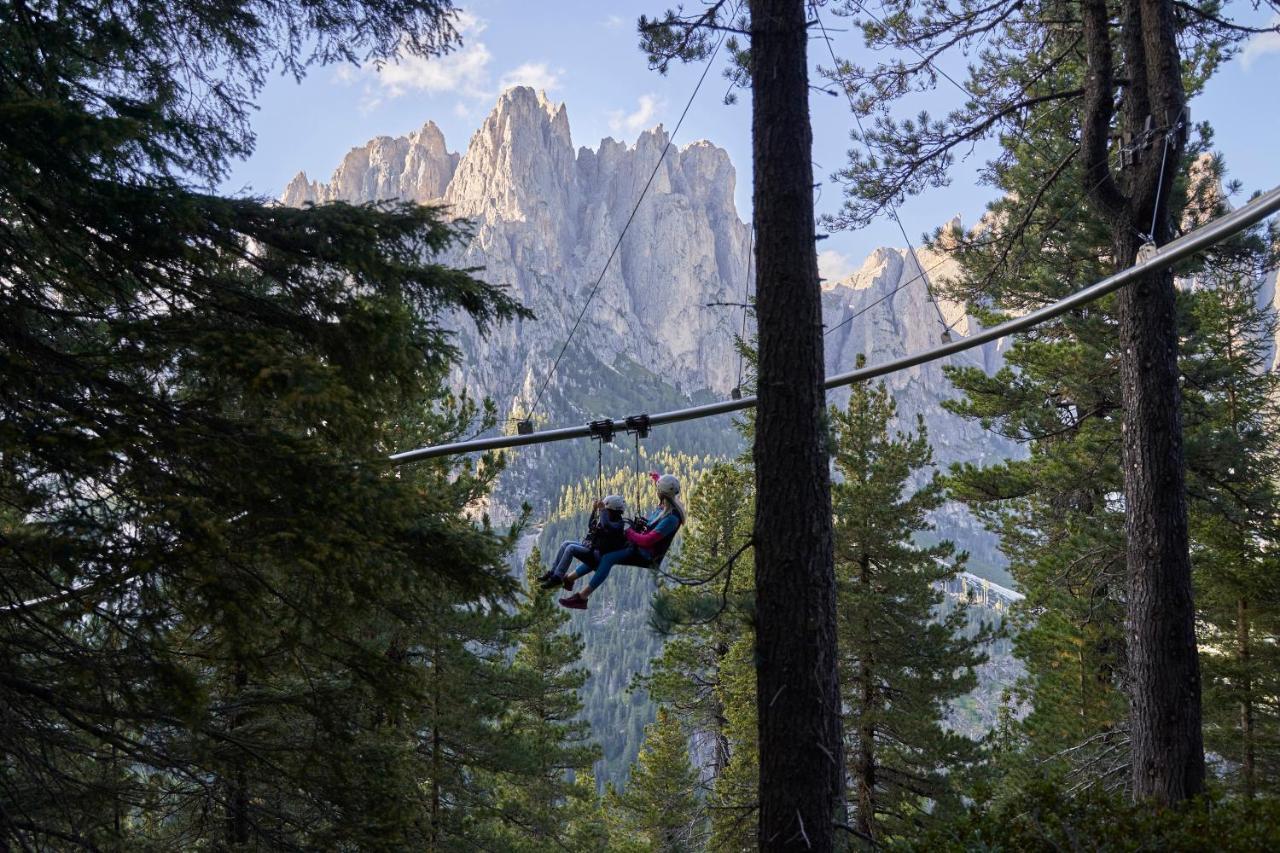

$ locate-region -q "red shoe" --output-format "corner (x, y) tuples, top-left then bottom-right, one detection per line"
(558, 593), (588, 610)
(562, 574), (577, 591)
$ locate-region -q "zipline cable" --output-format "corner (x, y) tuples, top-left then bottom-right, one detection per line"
(820, 150), (1155, 340)
(524, 7), (738, 421)
(9, 187), (1278, 617)
(387, 183), (1280, 464)
(811, 2), (951, 334)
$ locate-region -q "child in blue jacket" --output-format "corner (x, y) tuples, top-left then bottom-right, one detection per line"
(538, 494), (628, 590)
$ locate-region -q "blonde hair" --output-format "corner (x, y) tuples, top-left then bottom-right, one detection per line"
(660, 494), (686, 524)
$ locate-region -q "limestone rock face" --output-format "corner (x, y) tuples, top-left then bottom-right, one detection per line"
(284, 87), (751, 410)
(278, 84), (1010, 441)
(281, 84), (1017, 568)
(281, 121), (458, 207)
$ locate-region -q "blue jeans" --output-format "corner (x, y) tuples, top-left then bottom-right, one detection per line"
(552, 541), (597, 578)
(585, 546), (652, 591)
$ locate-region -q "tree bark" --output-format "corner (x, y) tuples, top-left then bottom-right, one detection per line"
(714, 639), (732, 780)
(227, 661), (250, 847)
(749, 0), (843, 848)
(855, 554), (877, 843)
(1238, 597), (1255, 799)
(1080, 0), (1205, 804)
(1115, 229), (1205, 803)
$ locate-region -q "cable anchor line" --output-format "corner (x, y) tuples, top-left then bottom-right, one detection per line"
(386, 184), (1280, 466)
(518, 3), (740, 428)
(9, 187), (1279, 618)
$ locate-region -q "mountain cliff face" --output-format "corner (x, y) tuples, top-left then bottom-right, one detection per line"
(285, 88), (750, 411)
(283, 86), (1015, 573)
(283, 121), (458, 206)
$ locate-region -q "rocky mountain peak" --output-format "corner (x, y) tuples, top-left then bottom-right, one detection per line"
(279, 90), (1020, 571)
(445, 86), (576, 227)
(280, 120), (459, 208)
(278, 91), (1002, 430)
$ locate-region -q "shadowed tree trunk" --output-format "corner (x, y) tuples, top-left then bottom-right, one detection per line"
(227, 661), (250, 847)
(854, 553), (877, 842)
(749, 0), (844, 847)
(1239, 598), (1255, 798)
(1080, 0), (1204, 804)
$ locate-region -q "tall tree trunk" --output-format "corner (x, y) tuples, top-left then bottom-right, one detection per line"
(430, 723), (441, 851)
(227, 661), (250, 847)
(1081, 0), (1205, 803)
(430, 643), (442, 853)
(1238, 598), (1255, 799)
(749, 0), (843, 848)
(1115, 230), (1205, 803)
(714, 639), (732, 780)
(855, 554), (877, 843)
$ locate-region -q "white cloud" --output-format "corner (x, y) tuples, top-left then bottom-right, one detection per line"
(498, 62), (563, 93)
(374, 40), (494, 98)
(609, 94), (664, 136)
(818, 250), (856, 284)
(356, 12), (564, 109)
(450, 9), (486, 36)
(604, 14), (627, 29)
(1241, 18), (1280, 70)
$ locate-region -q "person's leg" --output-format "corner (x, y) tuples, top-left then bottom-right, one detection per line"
(551, 541), (585, 577)
(561, 545), (598, 576)
(562, 548), (625, 608)
(584, 547), (644, 595)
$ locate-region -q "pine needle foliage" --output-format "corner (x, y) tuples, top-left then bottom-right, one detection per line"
(941, 139), (1280, 800)
(481, 548), (602, 850)
(609, 707), (704, 852)
(0, 1), (538, 847)
(831, 378), (990, 841)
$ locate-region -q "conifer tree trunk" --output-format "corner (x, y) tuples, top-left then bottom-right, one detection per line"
(749, 0), (843, 847)
(714, 640), (732, 779)
(227, 661), (250, 846)
(1239, 598), (1255, 798)
(1081, 0), (1204, 802)
(1223, 333), (1257, 800)
(855, 554), (877, 842)
(1114, 230), (1204, 803)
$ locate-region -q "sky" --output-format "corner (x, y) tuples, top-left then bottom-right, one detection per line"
(223, 2), (1280, 285)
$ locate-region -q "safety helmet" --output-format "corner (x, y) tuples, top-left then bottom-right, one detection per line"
(655, 474), (681, 499)
(602, 494), (626, 513)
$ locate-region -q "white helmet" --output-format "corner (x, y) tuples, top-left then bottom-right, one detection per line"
(654, 474), (681, 499)
(602, 494), (626, 513)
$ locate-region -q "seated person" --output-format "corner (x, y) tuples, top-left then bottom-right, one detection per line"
(537, 494), (627, 589)
(559, 474), (684, 610)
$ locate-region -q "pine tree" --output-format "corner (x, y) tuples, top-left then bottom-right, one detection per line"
(831, 379), (989, 841)
(644, 462), (755, 758)
(824, 0), (1280, 803)
(639, 462), (756, 849)
(484, 548), (601, 850)
(939, 138), (1279, 799)
(706, 633), (759, 852)
(1180, 263), (1280, 799)
(641, 4), (845, 841)
(610, 707), (704, 852)
(0, 1), (532, 847)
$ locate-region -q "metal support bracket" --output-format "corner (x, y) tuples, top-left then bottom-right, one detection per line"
(624, 414), (651, 439)
(588, 419), (615, 443)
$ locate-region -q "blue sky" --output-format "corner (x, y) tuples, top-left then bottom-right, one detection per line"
(223, 2), (1280, 283)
